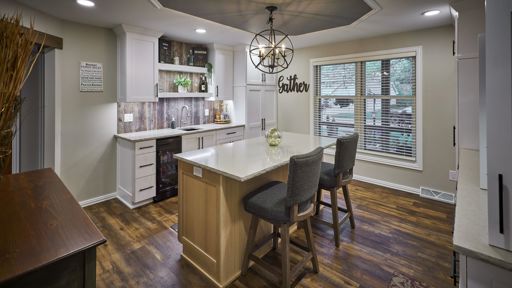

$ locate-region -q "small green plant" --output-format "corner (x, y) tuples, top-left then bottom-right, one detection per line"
(205, 62), (213, 78)
(174, 75), (192, 88)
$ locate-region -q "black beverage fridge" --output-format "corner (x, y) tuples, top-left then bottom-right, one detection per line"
(154, 136), (181, 202)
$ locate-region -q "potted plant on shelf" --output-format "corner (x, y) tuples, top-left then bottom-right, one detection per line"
(0, 13), (44, 174)
(174, 75), (192, 93)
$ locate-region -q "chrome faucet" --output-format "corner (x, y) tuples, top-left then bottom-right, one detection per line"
(180, 105), (190, 127)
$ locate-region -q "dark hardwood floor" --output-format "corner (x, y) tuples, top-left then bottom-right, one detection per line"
(84, 181), (455, 288)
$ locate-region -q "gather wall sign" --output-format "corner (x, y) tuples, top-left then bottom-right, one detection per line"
(278, 74), (310, 94)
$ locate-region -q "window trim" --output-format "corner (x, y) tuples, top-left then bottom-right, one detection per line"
(309, 46), (423, 171)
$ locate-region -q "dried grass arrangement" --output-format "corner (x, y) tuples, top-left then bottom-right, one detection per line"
(0, 13), (44, 174)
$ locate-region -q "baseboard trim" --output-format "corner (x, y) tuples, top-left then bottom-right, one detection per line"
(353, 174), (420, 195)
(79, 192), (117, 207)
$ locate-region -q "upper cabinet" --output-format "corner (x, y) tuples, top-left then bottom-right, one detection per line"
(234, 46), (276, 86)
(208, 44), (234, 101)
(114, 25), (162, 102)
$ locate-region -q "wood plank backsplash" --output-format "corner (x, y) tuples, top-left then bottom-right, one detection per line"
(117, 98), (217, 134)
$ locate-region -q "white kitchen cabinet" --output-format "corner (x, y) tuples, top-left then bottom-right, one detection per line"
(486, 0), (512, 251)
(117, 138), (156, 208)
(235, 86), (276, 139)
(181, 131), (217, 152)
(234, 46), (276, 86)
(216, 127), (244, 144)
(208, 44), (234, 100)
(458, 255), (512, 288)
(114, 25), (162, 102)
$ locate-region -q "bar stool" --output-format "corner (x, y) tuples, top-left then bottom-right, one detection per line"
(315, 133), (359, 247)
(241, 147), (324, 288)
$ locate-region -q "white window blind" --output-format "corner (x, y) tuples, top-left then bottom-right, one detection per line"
(313, 50), (418, 163)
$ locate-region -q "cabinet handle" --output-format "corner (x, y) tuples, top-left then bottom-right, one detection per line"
(139, 186), (154, 192)
(139, 145), (154, 150)
(216, 85), (219, 98)
(139, 163), (154, 168)
(201, 137), (204, 149)
(226, 131), (236, 135)
(499, 174), (504, 234)
(453, 126), (456, 147)
(261, 118), (264, 131)
(197, 137), (200, 149)
(261, 73), (264, 83)
(263, 118), (266, 130)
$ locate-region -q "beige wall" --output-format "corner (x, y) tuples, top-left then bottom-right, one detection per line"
(1, 0), (118, 202)
(278, 26), (457, 193)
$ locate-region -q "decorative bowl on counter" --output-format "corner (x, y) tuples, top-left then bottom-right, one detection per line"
(265, 128), (282, 146)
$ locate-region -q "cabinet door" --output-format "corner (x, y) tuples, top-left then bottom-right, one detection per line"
(214, 49), (233, 100)
(263, 73), (276, 85)
(486, 0), (512, 249)
(201, 132), (217, 148)
(246, 51), (264, 85)
(261, 88), (277, 131)
(127, 34), (158, 102)
(182, 135), (200, 152)
(245, 88), (263, 138)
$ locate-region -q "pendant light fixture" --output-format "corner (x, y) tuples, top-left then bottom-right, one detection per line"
(249, 6), (294, 74)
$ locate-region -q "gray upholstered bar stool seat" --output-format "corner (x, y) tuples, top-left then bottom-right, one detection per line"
(242, 147), (324, 288)
(315, 133), (359, 247)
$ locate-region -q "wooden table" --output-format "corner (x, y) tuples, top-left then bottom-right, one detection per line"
(0, 169), (106, 287)
(175, 133), (335, 287)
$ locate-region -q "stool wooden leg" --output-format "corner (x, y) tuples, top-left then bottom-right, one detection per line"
(330, 188), (340, 248)
(304, 218), (319, 273)
(272, 224), (279, 250)
(281, 224), (290, 288)
(315, 187), (322, 216)
(342, 184), (356, 229)
(242, 216), (259, 275)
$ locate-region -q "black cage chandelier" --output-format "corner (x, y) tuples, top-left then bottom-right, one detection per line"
(249, 6), (294, 74)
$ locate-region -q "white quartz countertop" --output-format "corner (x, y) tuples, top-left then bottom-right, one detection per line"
(175, 132), (336, 182)
(115, 123), (245, 142)
(453, 149), (512, 270)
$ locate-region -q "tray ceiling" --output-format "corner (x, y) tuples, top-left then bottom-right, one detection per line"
(157, 0), (373, 35)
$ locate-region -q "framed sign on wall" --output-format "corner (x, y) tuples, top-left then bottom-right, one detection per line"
(80, 62), (103, 92)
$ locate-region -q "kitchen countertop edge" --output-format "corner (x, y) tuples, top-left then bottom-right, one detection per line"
(115, 123), (245, 142)
(453, 149), (512, 271)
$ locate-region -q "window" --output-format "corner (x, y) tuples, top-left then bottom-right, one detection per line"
(311, 47), (422, 170)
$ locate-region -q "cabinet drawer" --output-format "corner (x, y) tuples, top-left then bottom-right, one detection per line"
(135, 140), (156, 155)
(135, 153), (155, 178)
(134, 175), (156, 202)
(217, 136), (244, 145)
(216, 127), (244, 140)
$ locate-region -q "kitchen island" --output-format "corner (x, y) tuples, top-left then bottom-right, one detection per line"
(175, 132), (335, 287)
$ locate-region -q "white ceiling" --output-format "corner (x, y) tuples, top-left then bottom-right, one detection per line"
(16, 0), (453, 48)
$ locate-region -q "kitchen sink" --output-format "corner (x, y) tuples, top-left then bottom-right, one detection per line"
(179, 127), (202, 131)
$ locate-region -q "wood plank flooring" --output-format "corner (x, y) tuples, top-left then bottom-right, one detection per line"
(84, 181), (455, 288)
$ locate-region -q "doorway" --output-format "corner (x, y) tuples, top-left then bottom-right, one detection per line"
(12, 49), (45, 173)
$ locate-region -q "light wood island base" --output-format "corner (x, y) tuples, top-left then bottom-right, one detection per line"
(177, 160), (289, 287)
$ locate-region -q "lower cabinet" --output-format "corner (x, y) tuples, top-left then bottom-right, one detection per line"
(182, 127), (245, 152)
(216, 126), (244, 144)
(182, 131), (217, 152)
(459, 254), (512, 288)
(117, 138), (156, 208)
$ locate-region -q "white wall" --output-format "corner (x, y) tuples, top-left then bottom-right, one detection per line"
(278, 26), (457, 193)
(1, 0), (118, 202)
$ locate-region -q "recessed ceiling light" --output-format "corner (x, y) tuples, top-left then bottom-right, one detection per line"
(422, 10), (440, 16)
(77, 0), (95, 7)
(195, 28), (207, 34)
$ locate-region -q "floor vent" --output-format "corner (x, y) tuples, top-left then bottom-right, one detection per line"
(420, 187), (456, 204)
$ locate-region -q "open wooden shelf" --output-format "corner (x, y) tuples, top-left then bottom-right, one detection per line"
(157, 63), (207, 74)
(158, 92), (213, 98)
